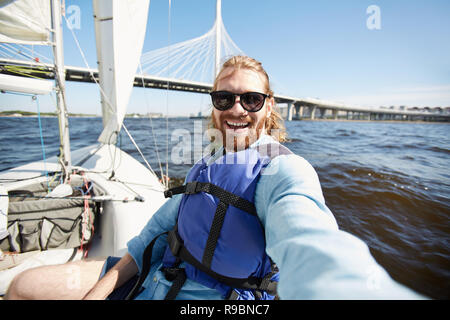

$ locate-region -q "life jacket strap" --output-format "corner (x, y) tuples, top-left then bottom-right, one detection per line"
(167, 227), (278, 296)
(163, 267), (187, 300)
(202, 201), (228, 268)
(125, 228), (278, 300)
(125, 231), (168, 300)
(164, 181), (257, 216)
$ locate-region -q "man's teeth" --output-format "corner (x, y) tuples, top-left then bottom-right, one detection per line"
(226, 121), (248, 127)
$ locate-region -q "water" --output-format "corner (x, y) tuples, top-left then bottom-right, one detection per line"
(0, 116), (449, 299)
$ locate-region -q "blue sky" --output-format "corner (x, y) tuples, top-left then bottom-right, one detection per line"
(1, 0), (449, 116)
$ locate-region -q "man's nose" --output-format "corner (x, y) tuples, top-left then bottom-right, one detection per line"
(229, 96), (248, 115)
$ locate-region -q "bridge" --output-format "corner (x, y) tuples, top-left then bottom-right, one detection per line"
(0, 0), (448, 122)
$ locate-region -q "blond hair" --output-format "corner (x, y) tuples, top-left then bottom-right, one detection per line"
(209, 55), (287, 143)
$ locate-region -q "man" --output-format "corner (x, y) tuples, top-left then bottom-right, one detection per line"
(6, 56), (425, 300)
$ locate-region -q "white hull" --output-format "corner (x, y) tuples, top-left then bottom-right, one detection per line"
(0, 144), (167, 294)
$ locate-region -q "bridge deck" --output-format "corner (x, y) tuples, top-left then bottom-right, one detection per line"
(0, 58), (448, 119)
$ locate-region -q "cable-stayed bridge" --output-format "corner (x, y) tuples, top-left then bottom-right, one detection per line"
(0, 0), (448, 122)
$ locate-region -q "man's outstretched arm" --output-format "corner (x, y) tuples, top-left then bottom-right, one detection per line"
(83, 253), (138, 300)
(256, 154), (427, 299)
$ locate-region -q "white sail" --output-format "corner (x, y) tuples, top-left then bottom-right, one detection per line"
(0, 0), (52, 45)
(93, 0), (150, 144)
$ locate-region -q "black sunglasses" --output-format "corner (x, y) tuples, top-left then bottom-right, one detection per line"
(210, 91), (269, 112)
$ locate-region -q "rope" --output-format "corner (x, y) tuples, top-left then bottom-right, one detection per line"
(80, 172), (93, 258)
(164, 0), (172, 188)
(121, 123), (157, 178)
(137, 63), (165, 184)
(2, 64), (51, 80)
(34, 95), (51, 193)
(63, 14), (160, 183)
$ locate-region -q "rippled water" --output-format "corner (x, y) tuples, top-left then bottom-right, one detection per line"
(0, 117), (448, 299)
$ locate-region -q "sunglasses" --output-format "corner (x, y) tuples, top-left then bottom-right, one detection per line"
(210, 91), (269, 112)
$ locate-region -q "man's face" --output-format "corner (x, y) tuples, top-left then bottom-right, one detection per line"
(212, 68), (273, 152)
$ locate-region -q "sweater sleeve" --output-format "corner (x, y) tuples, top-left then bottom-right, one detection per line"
(126, 194), (182, 273)
(255, 154), (426, 299)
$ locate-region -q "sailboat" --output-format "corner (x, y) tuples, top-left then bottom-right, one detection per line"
(0, 0), (167, 295)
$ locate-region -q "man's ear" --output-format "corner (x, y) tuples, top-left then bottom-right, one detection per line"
(266, 97), (274, 117)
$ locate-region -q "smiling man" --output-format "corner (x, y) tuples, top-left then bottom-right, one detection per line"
(209, 57), (286, 153)
(211, 67), (273, 152)
(6, 56), (425, 300)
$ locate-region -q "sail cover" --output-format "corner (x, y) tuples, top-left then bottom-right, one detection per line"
(0, 73), (53, 94)
(0, 0), (52, 45)
(93, 0), (150, 144)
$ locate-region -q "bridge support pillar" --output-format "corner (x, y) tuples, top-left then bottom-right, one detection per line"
(310, 106), (317, 120)
(294, 104), (301, 120)
(298, 105), (304, 119)
(332, 109), (338, 120)
(319, 108), (326, 119)
(287, 102), (293, 121)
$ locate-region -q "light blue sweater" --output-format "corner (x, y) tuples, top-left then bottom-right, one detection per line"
(127, 135), (425, 299)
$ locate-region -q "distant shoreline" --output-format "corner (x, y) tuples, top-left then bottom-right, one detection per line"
(0, 110), (171, 118)
(1, 115), (447, 123)
(295, 118), (449, 124)
(0, 110), (98, 118)
(0, 115), (100, 118)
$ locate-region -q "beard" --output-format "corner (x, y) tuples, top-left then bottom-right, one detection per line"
(212, 109), (267, 152)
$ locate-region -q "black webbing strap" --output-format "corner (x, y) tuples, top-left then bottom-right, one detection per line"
(163, 268), (187, 300)
(167, 228), (278, 296)
(125, 232), (167, 300)
(202, 201), (229, 268)
(164, 181), (256, 216)
(259, 272), (278, 295)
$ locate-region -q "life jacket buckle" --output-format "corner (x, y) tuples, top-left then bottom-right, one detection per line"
(163, 267), (184, 281)
(164, 190), (173, 198)
(185, 181), (199, 194)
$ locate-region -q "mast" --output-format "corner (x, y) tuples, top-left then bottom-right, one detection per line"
(214, 0), (222, 77)
(51, 0), (71, 175)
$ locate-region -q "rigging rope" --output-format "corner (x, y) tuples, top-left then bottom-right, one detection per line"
(137, 62), (166, 183)
(34, 95), (51, 193)
(63, 14), (161, 183)
(162, 0), (172, 189)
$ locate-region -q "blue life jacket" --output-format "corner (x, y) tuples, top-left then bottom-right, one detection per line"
(126, 143), (292, 300)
